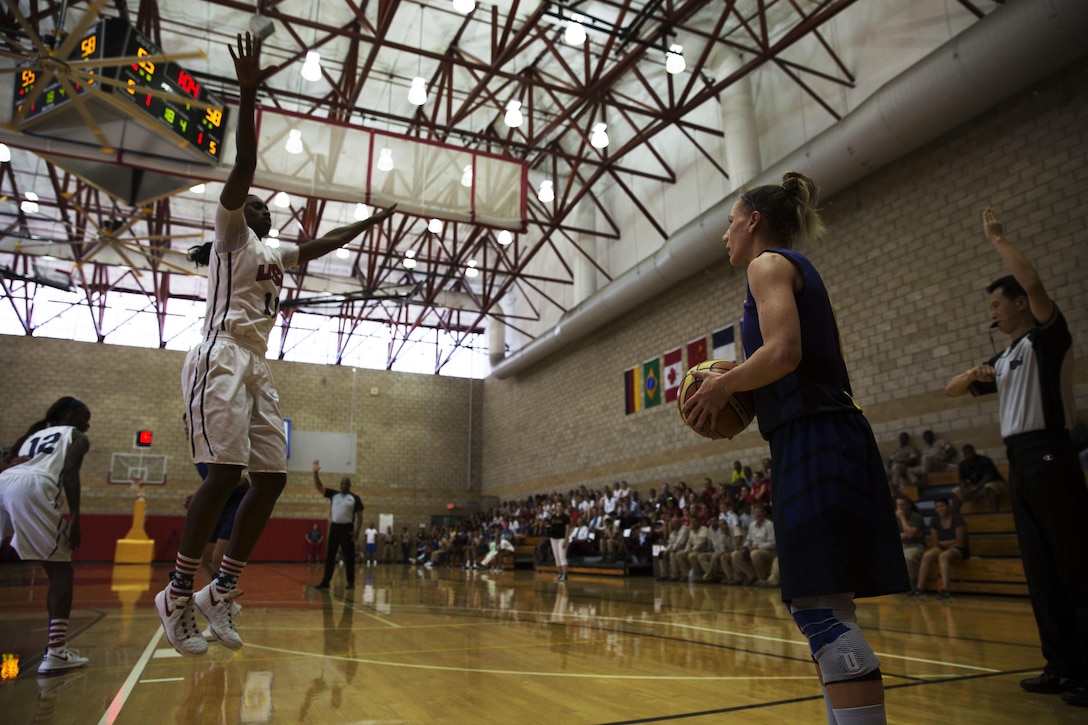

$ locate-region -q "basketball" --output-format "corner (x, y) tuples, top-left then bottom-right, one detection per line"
(678, 360), (756, 439)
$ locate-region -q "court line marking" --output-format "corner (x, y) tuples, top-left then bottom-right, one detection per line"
(97, 629), (162, 725)
(138, 677), (185, 683)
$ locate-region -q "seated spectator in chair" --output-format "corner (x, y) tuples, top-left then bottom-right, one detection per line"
(693, 518), (732, 582)
(895, 494), (926, 592)
(600, 518), (626, 563)
(886, 431), (920, 493)
(952, 444), (1006, 514)
(908, 429), (959, 486)
(731, 504), (777, 586)
(568, 518), (595, 557)
(670, 517), (709, 581)
(654, 516), (689, 580)
(911, 498), (968, 599)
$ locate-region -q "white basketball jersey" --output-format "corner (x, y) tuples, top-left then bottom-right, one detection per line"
(203, 204), (300, 354)
(13, 424), (76, 485)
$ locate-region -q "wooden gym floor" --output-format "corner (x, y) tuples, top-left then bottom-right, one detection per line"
(0, 562), (1082, 724)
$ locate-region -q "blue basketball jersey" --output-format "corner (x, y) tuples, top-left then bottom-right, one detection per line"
(741, 248), (859, 437)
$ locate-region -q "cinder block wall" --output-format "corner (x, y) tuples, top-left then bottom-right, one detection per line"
(0, 337), (483, 527)
(480, 58), (1088, 501)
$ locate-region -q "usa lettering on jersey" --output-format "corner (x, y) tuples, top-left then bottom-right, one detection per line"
(256, 264), (283, 286)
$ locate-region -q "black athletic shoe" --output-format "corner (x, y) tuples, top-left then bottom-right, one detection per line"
(1020, 672), (1066, 694)
(1061, 683), (1088, 707)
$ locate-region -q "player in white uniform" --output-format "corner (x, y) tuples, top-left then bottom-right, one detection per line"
(0, 397), (91, 675)
(155, 32), (395, 656)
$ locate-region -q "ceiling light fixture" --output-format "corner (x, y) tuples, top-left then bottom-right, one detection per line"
(497, 230), (513, 246)
(0, 143), (11, 163)
(464, 265), (479, 278)
(408, 76), (428, 106)
(21, 191), (39, 214)
(537, 180), (554, 203)
(403, 257), (417, 269)
(285, 129), (304, 154)
(353, 203), (372, 220)
(335, 247), (350, 259)
(405, 249), (417, 258)
(300, 51), (322, 82)
(428, 218), (443, 234)
(266, 236), (280, 248)
(452, 0), (476, 14)
(503, 100), (523, 128)
(377, 148), (394, 172)
(268, 228), (279, 238)
(273, 191), (291, 208)
(565, 14), (586, 46)
(461, 164), (473, 188)
(590, 122), (609, 149)
(189, 183), (206, 194)
(665, 44), (686, 75)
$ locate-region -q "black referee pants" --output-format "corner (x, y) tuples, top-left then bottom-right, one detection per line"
(1006, 430), (1088, 680)
(319, 522), (357, 587)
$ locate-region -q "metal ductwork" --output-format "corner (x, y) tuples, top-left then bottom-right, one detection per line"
(489, 0), (1088, 378)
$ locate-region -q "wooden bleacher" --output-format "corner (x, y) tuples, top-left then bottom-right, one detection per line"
(903, 464), (1030, 596)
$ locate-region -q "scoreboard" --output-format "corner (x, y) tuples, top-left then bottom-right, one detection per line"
(12, 17), (229, 164)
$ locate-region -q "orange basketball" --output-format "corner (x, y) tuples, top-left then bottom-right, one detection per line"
(678, 360), (756, 440)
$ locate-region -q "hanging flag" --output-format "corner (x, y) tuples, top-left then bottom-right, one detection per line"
(624, 366), (642, 415)
(712, 324), (735, 362)
(686, 335), (708, 370)
(663, 348), (683, 403)
(642, 357), (661, 409)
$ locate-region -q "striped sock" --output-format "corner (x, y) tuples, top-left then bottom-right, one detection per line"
(47, 618), (69, 651)
(169, 553), (201, 598)
(215, 555), (246, 594)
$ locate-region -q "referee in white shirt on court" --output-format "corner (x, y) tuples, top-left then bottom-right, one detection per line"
(312, 460), (364, 590)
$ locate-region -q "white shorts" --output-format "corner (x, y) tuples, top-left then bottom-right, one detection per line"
(183, 334), (287, 472)
(550, 537), (568, 567)
(0, 470), (71, 561)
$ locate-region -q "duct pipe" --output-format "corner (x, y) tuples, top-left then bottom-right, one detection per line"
(490, 0), (1088, 378)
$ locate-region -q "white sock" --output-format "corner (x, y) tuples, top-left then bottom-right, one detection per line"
(831, 703), (887, 725)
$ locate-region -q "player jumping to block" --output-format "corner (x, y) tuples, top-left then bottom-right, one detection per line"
(156, 32), (395, 656)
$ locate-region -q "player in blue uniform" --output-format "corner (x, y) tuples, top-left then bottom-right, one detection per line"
(683, 172), (907, 725)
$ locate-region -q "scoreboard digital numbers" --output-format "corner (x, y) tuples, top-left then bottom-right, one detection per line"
(12, 17), (229, 164)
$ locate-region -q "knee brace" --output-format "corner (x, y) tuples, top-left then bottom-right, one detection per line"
(789, 594), (881, 684)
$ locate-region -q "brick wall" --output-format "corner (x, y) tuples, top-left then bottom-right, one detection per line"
(480, 58), (1088, 501)
(0, 337), (482, 529)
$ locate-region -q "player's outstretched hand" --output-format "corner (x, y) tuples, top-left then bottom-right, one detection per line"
(982, 208), (1004, 244)
(229, 32), (276, 89)
(312, 460), (320, 474)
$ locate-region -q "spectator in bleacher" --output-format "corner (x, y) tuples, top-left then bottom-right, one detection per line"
(907, 430), (959, 486)
(695, 518), (735, 584)
(951, 444), (1006, 514)
(750, 471), (771, 512)
(731, 504), (777, 586)
(912, 498), (967, 600)
(600, 518), (626, 563)
(730, 460), (745, 488)
(894, 494), (926, 592)
(568, 516), (594, 558)
(945, 209), (1088, 706)
(886, 431), (920, 493)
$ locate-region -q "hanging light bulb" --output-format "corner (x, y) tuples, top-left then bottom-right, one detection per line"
(285, 129), (304, 154)
(405, 249), (417, 258)
(0, 143), (11, 163)
(461, 164), (473, 188)
(189, 183), (206, 194)
(407, 76), (428, 106)
(565, 14), (586, 46)
(301, 51), (322, 82)
(590, 122), (609, 149)
(353, 203), (372, 220)
(465, 259), (479, 278)
(335, 247), (350, 259)
(497, 230), (513, 246)
(268, 228), (279, 238)
(503, 100), (523, 128)
(428, 218), (443, 234)
(21, 191), (39, 214)
(451, 0), (475, 14)
(537, 180), (554, 203)
(665, 44), (686, 75)
(273, 191), (291, 208)
(403, 256), (417, 269)
(377, 148), (394, 171)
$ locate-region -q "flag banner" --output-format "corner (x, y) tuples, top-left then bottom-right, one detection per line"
(624, 366), (642, 415)
(712, 324), (735, 362)
(686, 335), (708, 370)
(663, 348), (683, 403)
(642, 357), (662, 409)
